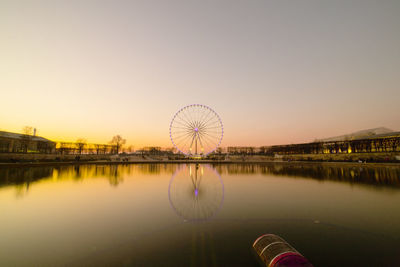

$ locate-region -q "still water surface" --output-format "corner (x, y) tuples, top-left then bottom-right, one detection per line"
(0, 163), (399, 266)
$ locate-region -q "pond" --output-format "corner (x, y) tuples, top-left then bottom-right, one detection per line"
(0, 163), (399, 266)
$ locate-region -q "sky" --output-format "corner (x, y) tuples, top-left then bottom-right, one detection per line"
(1, 0), (399, 148)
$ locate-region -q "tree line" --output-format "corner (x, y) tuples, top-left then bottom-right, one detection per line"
(14, 126), (127, 154)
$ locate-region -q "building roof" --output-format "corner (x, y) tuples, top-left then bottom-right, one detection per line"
(353, 131), (400, 140)
(0, 131), (55, 143)
(266, 131), (400, 148)
(316, 127), (395, 142)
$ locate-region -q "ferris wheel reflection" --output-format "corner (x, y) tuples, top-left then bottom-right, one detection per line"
(168, 164), (224, 222)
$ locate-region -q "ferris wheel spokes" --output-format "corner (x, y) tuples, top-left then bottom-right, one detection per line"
(170, 104), (223, 157)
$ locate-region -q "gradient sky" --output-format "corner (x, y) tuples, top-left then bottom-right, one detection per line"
(1, 0), (399, 148)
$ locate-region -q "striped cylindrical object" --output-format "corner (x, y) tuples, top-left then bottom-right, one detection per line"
(253, 234), (313, 267)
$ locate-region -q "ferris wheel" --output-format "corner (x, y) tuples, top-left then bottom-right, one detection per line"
(168, 164), (224, 222)
(169, 104), (223, 157)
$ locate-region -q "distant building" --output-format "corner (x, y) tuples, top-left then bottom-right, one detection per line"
(261, 131), (400, 155)
(227, 146), (257, 154)
(0, 131), (56, 153)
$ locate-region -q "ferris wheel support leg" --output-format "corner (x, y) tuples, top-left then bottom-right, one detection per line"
(195, 136), (198, 155)
(189, 134), (195, 155)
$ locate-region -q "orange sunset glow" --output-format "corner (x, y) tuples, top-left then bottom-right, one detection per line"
(1, 1), (399, 149)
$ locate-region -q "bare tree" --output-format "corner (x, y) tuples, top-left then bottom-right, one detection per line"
(95, 144), (102, 154)
(76, 138), (87, 155)
(22, 126), (33, 135)
(110, 135), (126, 154)
(126, 145), (134, 153)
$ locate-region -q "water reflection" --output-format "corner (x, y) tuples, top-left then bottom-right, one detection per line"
(0, 163), (400, 266)
(0, 167), (52, 184)
(0, 164), (180, 196)
(213, 163), (400, 188)
(0, 163), (399, 197)
(168, 164), (224, 222)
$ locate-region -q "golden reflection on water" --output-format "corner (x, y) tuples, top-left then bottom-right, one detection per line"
(0, 164), (180, 197)
(169, 164), (224, 222)
(0, 163), (400, 266)
(0, 163), (399, 198)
